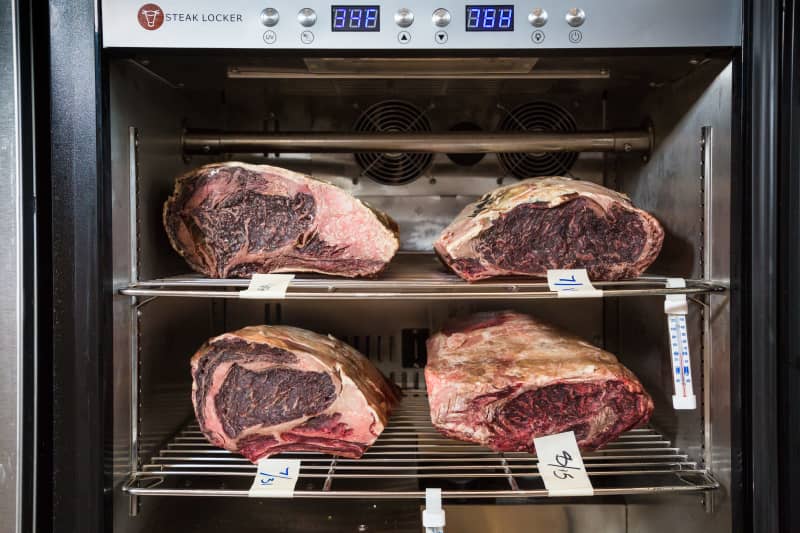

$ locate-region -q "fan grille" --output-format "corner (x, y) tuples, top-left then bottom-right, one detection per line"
(497, 101), (579, 178)
(354, 100), (433, 185)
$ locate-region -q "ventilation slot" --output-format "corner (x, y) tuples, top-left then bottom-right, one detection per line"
(353, 100), (433, 185)
(497, 101), (579, 179)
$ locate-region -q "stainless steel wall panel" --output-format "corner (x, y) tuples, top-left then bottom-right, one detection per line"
(0, 0), (25, 531)
(616, 62), (732, 533)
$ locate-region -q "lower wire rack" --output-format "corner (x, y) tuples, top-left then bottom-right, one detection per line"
(122, 392), (718, 499)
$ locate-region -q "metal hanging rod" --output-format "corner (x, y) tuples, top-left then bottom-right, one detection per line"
(183, 129), (652, 155)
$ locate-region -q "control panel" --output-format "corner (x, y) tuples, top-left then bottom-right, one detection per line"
(102, 1), (741, 49)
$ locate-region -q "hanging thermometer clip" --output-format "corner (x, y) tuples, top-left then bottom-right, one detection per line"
(664, 278), (697, 410)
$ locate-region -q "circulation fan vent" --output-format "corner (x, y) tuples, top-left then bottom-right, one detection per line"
(497, 101), (579, 179)
(354, 100), (433, 185)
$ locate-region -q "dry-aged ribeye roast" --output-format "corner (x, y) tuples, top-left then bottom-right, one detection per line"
(425, 311), (653, 451)
(435, 177), (664, 281)
(191, 325), (400, 461)
(164, 162), (399, 278)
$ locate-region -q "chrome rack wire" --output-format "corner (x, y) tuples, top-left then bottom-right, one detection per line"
(119, 254), (727, 301)
(122, 392), (718, 499)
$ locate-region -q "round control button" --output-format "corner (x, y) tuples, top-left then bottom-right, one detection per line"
(432, 8), (451, 27)
(297, 8), (317, 27)
(528, 8), (547, 27)
(397, 30), (411, 44)
(565, 8), (585, 27)
(435, 30), (448, 44)
(260, 8), (280, 27)
(395, 8), (414, 28)
(300, 30), (314, 44)
(263, 30), (277, 44)
(531, 30), (545, 43)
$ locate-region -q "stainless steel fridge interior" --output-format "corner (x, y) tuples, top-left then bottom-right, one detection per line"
(106, 50), (733, 533)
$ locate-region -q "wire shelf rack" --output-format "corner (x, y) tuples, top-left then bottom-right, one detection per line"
(119, 254), (727, 301)
(122, 392), (718, 500)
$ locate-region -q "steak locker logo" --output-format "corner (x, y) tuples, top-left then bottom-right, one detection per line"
(137, 3), (245, 30)
(138, 4), (164, 30)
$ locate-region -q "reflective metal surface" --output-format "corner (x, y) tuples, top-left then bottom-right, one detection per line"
(105, 52), (735, 531)
(0, 0), (24, 531)
(183, 129), (651, 155)
(108, 59), (215, 528)
(616, 61), (733, 532)
(100, 0), (741, 49)
(119, 253), (727, 300)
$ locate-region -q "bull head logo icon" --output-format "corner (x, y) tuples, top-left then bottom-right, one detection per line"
(138, 4), (164, 30)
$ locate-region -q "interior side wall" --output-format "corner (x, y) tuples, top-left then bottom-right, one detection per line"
(109, 59), (216, 532)
(613, 62), (732, 533)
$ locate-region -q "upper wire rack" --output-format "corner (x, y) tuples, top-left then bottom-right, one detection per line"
(120, 254), (727, 301)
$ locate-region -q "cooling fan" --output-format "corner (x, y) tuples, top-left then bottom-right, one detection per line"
(497, 101), (579, 179)
(353, 100), (433, 185)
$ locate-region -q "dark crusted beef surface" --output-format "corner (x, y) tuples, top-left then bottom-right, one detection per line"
(491, 381), (651, 451)
(477, 198), (646, 280)
(191, 325), (399, 462)
(214, 365), (337, 438)
(192, 338), (298, 430)
(435, 177), (664, 282)
(164, 167), (319, 277)
(164, 163), (399, 278)
(426, 311), (654, 453)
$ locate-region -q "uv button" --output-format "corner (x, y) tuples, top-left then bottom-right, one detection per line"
(263, 30), (277, 44)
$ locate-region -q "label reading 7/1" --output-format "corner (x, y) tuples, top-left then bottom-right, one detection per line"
(248, 459), (301, 498)
(546, 269), (603, 298)
(533, 431), (594, 496)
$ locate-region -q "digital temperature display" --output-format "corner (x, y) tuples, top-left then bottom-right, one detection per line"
(465, 5), (514, 31)
(331, 6), (380, 31)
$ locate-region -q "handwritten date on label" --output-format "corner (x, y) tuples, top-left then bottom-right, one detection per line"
(533, 431), (594, 496)
(239, 273), (294, 299)
(546, 269), (603, 298)
(248, 459), (301, 498)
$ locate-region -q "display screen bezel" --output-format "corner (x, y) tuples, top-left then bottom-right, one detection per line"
(465, 5), (515, 32)
(331, 5), (381, 32)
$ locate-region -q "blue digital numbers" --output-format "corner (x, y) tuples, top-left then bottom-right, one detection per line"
(465, 5), (514, 31)
(331, 6), (380, 31)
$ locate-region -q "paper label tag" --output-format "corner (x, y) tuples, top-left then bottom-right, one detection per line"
(533, 431), (594, 497)
(546, 269), (603, 298)
(239, 274), (294, 299)
(248, 459), (301, 498)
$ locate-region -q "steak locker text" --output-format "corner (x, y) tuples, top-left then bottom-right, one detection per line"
(164, 13), (243, 23)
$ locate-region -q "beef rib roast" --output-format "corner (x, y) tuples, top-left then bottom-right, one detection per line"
(191, 325), (400, 461)
(434, 177), (664, 281)
(164, 162), (399, 278)
(425, 311), (653, 452)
